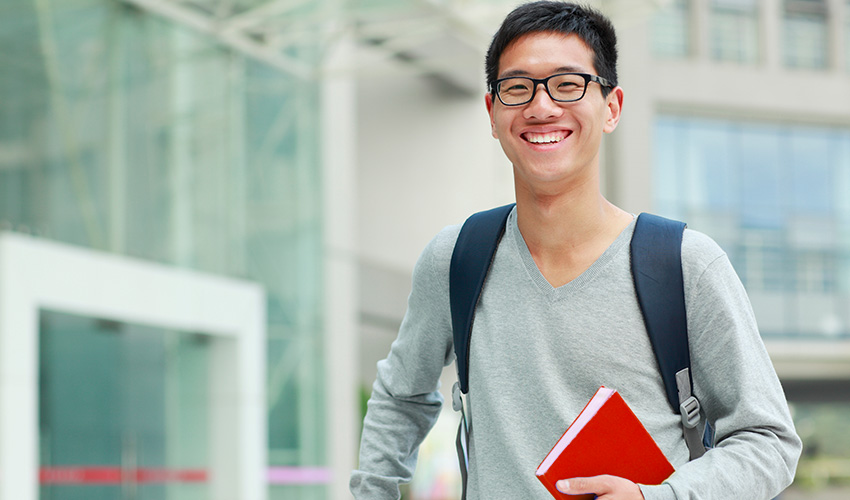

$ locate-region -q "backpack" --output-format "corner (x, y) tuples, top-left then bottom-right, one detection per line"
(448, 204), (709, 499)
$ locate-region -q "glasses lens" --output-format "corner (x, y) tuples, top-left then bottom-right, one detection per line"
(548, 74), (588, 102)
(497, 78), (533, 105)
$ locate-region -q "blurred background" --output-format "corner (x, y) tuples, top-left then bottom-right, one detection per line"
(0, 0), (849, 499)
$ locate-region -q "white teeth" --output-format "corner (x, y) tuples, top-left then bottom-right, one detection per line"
(526, 132), (566, 144)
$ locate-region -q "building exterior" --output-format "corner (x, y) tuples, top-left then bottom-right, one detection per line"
(1, 1), (849, 499)
(0, 0), (356, 498)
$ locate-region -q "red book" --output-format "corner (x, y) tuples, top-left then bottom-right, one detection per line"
(536, 386), (675, 500)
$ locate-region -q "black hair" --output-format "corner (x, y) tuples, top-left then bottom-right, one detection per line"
(485, 1), (618, 96)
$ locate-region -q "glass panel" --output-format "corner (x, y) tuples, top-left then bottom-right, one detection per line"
(687, 119), (736, 212)
(39, 309), (210, 500)
(653, 117), (685, 218)
(710, 0), (759, 63)
(651, 0), (690, 58)
(783, 0), (829, 69)
(837, 134), (850, 294)
(737, 125), (785, 229)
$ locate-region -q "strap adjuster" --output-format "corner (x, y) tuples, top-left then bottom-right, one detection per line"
(679, 395), (701, 429)
(452, 381), (463, 412)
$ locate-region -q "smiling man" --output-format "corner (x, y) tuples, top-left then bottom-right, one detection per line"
(350, 2), (801, 500)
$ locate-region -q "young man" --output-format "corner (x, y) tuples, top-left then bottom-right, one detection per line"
(350, 2), (801, 499)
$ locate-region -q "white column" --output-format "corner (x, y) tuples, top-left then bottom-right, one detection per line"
(322, 23), (360, 500)
(0, 241), (40, 500)
(692, 0), (711, 60)
(609, 8), (655, 212)
(827, 0), (847, 72)
(762, 0), (783, 69)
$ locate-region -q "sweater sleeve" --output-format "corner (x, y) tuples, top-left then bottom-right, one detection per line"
(349, 228), (457, 499)
(642, 231), (802, 500)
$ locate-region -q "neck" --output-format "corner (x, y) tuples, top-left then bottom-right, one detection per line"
(512, 171), (633, 287)
(514, 174), (623, 252)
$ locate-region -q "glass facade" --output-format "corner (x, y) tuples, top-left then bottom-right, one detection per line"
(654, 115), (850, 339)
(783, 0), (830, 68)
(1, 0), (327, 498)
(711, 0), (760, 63)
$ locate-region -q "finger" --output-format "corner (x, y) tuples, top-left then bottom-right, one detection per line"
(556, 476), (614, 494)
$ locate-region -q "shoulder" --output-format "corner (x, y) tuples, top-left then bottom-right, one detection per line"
(409, 223), (461, 291)
(680, 227), (746, 302)
(420, 224), (461, 268)
(681, 227), (727, 273)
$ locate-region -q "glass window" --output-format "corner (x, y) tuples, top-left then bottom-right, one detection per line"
(39, 310), (211, 499)
(737, 125), (786, 229)
(835, 133), (850, 293)
(710, 0), (760, 63)
(651, 0), (691, 59)
(783, 0), (830, 69)
(687, 120), (737, 211)
(788, 131), (834, 215)
(653, 116), (850, 338)
(653, 117), (686, 217)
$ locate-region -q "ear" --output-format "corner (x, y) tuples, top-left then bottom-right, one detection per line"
(485, 92), (498, 139)
(603, 86), (624, 134)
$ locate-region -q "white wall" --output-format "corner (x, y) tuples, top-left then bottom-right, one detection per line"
(356, 72), (515, 273)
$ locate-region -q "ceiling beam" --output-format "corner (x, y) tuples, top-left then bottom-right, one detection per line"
(121, 0), (315, 79)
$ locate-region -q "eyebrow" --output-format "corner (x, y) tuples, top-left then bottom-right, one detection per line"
(498, 66), (588, 79)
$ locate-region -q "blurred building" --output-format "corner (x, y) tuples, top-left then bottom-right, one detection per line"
(1, 1), (849, 500)
(1, 0), (351, 499)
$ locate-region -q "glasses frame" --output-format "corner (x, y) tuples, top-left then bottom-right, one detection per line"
(491, 72), (614, 106)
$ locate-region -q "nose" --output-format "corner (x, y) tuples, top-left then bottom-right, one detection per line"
(524, 83), (563, 120)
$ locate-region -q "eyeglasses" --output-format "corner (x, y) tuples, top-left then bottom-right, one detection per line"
(491, 72), (613, 106)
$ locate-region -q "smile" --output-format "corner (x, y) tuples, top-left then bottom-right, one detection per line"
(522, 131), (570, 144)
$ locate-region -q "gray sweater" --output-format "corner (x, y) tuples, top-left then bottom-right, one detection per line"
(351, 209), (801, 499)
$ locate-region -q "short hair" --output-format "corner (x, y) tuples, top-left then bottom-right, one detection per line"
(485, 1), (618, 96)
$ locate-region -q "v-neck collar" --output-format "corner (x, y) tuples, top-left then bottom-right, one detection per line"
(507, 208), (636, 300)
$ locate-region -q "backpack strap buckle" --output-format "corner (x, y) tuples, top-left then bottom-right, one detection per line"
(680, 395), (701, 429)
(452, 381), (464, 412)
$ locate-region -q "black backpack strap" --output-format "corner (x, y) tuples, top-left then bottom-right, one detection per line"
(631, 212), (707, 460)
(450, 203), (515, 394)
(449, 203), (514, 500)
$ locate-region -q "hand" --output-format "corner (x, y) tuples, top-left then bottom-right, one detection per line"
(556, 475), (645, 499)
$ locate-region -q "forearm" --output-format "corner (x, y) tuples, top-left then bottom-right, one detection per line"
(350, 375), (443, 499)
(351, 228), (456, 498)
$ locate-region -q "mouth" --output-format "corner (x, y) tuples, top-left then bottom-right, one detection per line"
(521, 130), (571, 145)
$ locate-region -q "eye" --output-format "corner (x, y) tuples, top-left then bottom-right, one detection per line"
(500, 79), (531, 94)
(556, 81), (580, 90)
(549, 74), (587, 99)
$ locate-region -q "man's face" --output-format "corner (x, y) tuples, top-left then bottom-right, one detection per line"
(485, 32), (623, 195)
